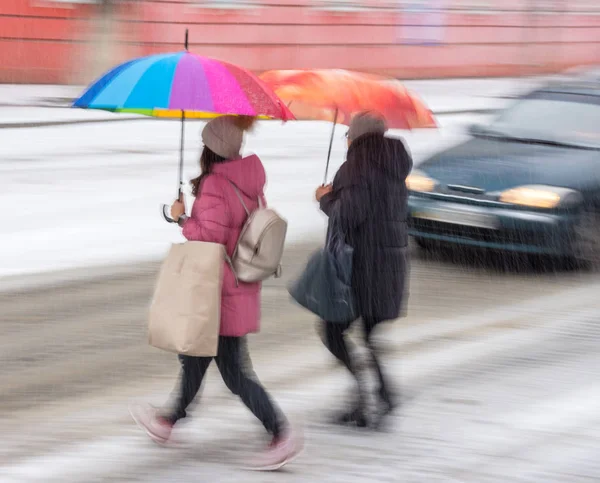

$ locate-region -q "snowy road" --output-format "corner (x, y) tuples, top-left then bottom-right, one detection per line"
(1, 251), (599, 482)
(1, 78), (599, 481)
(1, 238), (600, 482)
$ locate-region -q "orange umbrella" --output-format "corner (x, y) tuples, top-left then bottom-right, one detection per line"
(259, 69), (437, 130)
(260, 69), (436, 182)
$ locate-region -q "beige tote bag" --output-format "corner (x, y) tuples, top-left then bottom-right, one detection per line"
(148, 241), (224, 357)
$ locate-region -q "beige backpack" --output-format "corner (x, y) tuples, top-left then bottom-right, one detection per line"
(227, 181), (287, 284)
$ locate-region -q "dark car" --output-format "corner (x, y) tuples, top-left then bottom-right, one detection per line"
(407, 77), (600, 263)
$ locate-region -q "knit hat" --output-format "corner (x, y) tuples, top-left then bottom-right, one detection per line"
(347, 111), (388, 142)
(201, 116), (244, 159)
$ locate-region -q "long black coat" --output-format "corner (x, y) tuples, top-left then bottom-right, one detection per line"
(320, 133), (412, 321)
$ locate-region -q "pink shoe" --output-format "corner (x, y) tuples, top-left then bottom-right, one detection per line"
(129, 403), (173, 445)
(248, 427), (304, 471)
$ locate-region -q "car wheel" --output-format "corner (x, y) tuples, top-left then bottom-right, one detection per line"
(572, 208), (600, 268)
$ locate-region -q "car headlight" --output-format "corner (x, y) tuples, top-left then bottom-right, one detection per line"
(406, 170), (437, 192)
(499, 185), (581, 209)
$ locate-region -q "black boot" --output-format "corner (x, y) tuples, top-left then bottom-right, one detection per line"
(380, 386), (398, 412)
(331, 406), (369, 428)
(371, 387), (398, 430)
(331, 348), (371, 428)
(331, 367), (370, 430)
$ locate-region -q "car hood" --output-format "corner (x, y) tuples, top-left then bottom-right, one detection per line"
(419, 137), (600, 193)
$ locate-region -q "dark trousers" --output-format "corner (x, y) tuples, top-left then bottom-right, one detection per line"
(168, 336), (283, 438)
(323, 317), (394, 408)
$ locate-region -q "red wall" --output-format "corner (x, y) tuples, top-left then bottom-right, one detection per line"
(1, 0), (599, 84)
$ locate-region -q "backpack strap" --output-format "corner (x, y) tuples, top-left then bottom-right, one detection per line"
(227, 180), (263, 213)
(227, 180), (249, 216)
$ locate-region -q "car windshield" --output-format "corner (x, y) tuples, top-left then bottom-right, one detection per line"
(480, 91), (600, 149)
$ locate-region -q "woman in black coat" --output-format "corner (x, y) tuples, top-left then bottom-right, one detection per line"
(316, 111), (412, 428)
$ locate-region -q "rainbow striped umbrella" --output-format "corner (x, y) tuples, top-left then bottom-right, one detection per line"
(73, 51), (293, 121)
(73, 34), (293, 205)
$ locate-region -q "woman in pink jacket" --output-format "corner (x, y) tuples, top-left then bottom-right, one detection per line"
(130, 116), (301, 470)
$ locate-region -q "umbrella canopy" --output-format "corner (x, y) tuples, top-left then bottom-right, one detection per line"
(74, 51), (294, 121)
(259, 69), (436, 129)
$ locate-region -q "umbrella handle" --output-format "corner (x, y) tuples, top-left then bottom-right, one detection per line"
(323, 108), (339, 185)
(161, 204), (177, 224)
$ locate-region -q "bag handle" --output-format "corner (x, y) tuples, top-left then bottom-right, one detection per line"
(326, 204), (347, 252)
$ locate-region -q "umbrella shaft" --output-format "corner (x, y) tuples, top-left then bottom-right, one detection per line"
(178, 110), (185, 198)
(324, 108), (339, 185)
